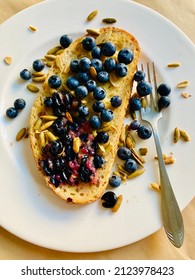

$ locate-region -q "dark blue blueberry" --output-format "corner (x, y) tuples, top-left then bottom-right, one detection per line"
(118, 48), (134, 64)
(101, 42), (116, 57)
(70, 59), (80, 72)
(110, 96), (122, 108)
(80, 133), (88, 142)
(65, 144), (76, 161)
(32, 59), (45, 72)
(66, 76), (80, 90)
(133, 70), (146, 82)
(78, 71), (89, 83)
(52, 92), (62, 107)
(96, 131), (109, 144)
(60, 34), (72, 48)
(60, 133), (72, 145)
(101, 191), (117, 208)
(117, 147), (131, 160)
(78, 105), (89, 116)
(6, 107), (18, 119)
(158, 96), (171, 110)
(109, 175), (122, 188)
(129, 98), (142, 111)
(53, 157), (66, 171)
(124, 158), (138, 173)
(50, 140), (63, 156)
(93, 155), (105, 169)
(137, 81), (152, 97)
(50, 174), (62, 188)
(82, 36), (96, 51)
(104, 58), (116, 72)
(52, 118), (67, 136)
(97, 71), (109, 83)
(20, 69), (31, 80)
(129, 120), (141, 130)
(91, 58), (103, 72)
(48, 75), (62, 89)
(75, 85), (88, 100)
(137, 125), (152, 139)
(14, 98), (26, 110)
(79, 57), (91, 71)
(89, 115), (101, 129)
(92, 101), (105, 112)
(115, 63), (128, 77)
(91, 46), (101, 59)
(44, 97), (53, 107)
(157, 83), (171, 96)
(85, 79), (97, 91)
(100, 109), (114, 122)
(93, 87), (106, 100)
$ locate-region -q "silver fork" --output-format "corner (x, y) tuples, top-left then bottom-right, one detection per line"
(139, 62), (184, 248)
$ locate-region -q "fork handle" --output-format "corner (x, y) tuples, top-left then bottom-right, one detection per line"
(152, 126), (184, 248)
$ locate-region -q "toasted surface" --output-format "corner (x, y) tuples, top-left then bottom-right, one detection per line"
(29, 27), (140, 204)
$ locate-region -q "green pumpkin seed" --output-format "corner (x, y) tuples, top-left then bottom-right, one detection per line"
(27, 83), (39, 93)
(47, 46), (62, 55)
(127, 169), (145, 179)
(86, 29), (100, 36)
(87, 10), (98, 21)
(16, 127), (27, 141)
(173, 127), (180, 143)
(102, 17), (117, 24)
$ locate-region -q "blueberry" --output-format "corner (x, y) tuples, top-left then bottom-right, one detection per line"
(137, 125), (152, 139)
(101, 191), (117, 208)
(93, 101), (105, 112)
(91, 46), (101, 59)
(89, 115), (101, 129)
(78, 71), (89, 83)
(6, 107), (18, 119)
(60, 34), (72, 48)
(75, 85), (88, 100)
(44, 97), (53, 107)
(50, 140), (63, 156)
(65, 144), (76, 161)
(96, 131), (109, 144)
(118, 48), (134, 64)
(85, 79), (97, 92)
(133, 70), (146, 82)
(100, 109), (114, 122)
(115, 63), (128, 77)
(101, 42), (116, 57)
(93, 155), (105, 168)
(158, 96), (171, 110)
(78, 105), (89, 116)
(129, 120), (141, 130)
(20, 69), (31, 80)
(70, 59), (80, 72)
(129, 98), (142, 111)
(137, 81), (152, 97)
(124, 159), (138, 173)
(109, 175), (122, 188)
(110, 96), (122, 108)
(79, 57), (91, 71)
(93, 87), (106, 100)
(157, 83), (171, 96)
(91, 58), (103, 72)
(97, 71), (109, 83)
(82, 36), (96, 51)
(66, 76), (80, 90)
(104, 58), (116, 72)
(117, 147), (131, 160)
(48, 75), (62, 89)
(32, 59), (45, 72)
(14, 98), (26, 110)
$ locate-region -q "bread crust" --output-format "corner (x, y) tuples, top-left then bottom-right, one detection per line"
(29, 27), (140, 204)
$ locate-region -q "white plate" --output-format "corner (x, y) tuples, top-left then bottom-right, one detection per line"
(0, 0), (195, 252)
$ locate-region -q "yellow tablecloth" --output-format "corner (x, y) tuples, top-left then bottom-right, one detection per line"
(0, 0), (194, 260)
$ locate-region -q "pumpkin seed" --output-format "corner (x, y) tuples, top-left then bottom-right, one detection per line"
(87, 10), (98, 21)
(40, 115), (57, 121)
(112, 195), (123, 212)
(139, 147), (148, 156)
(180, 129), (190, 142)
(45, 131), (58, 141)
(46, 61), (53, 67)
(127, 169), (145, 179)
(28, 25), (37, 32)
(177, 80), (189, 88)
(167, 62), (181, 68)
(102, 17), (117, 24)
(150, 182), (161, 191)
(47, 46), (62, 55)
(86, 28), (100, 36)
(55, 49), (64, 55)
(16, 127), (27, 141)
(73, 137), (81, 153)
(89, 66), (97, 79)
(32, 75), (46, 83)
(109, 72), (121, 87)
(55, 55), (63, 69)
(4, 56), (13, 65)
(125, 132), (136, 149)
(44, 54), (56, 61)
(98, 144), (106, 155)
(34, 118), (42, 130)
(65, 112), (73, 123)
(27, 83), (39, 93)
(39, 131), (46, 147)
(117, 164), (129, 175)
(40, 120), (54, 131)
(32, 71), (45, 77)
(173, 127), (180, 143)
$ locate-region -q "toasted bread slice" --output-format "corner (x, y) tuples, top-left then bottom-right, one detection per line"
(29, 27), (140, 204)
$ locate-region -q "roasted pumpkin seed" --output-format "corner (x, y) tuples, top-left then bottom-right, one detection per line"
(173, 127), (180, 143)
(40, 120), (54, 131)
(73, 137), (81, 153)
(102, 17), (117, 24)
(86, 28), (100, 36)
(40, 115), (57, 121)
(127, 169), (145, 179)
(27, 83), (39, 93)
(47, 46), (62, 55)
(180, 129), (190, 142)
(177, 80), (189, 88)
(87, 10), (98, 21)
(32, 75), (46, 83)
(150, 182), (161, 191)
(16, 127), (27, 141)
(28, 25), (37, 32)
(112, 195), (123, 212)
(167, 62), (181, 68)
(4, 56), (12, 65)
(45, 131), (58, 141)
